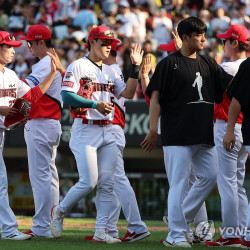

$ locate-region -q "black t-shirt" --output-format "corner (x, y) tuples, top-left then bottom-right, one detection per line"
(227, 57), (250, 145)
(146, 50), (232, 146)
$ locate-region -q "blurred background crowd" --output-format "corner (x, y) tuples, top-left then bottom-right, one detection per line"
(1, 0), (250, 99)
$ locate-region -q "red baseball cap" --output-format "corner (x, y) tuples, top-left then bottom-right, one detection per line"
(111, 41), (120, 51)
(0, 31), (22, 47)
(88, 26), (120, 43)
(216, 25), (249, 44)
(19, 25), (51, 41)
(160, 40), (177, 52)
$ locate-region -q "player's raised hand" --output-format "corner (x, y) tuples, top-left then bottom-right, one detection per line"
(130, 43), (144, 66)
(96, 101), (114, 116)
(50, 58), (57, 76)
(141, 54), (152, 77)
(172, 26), (182, 50)
(47, 49), (65, 75)
(140, 130), (157, 152)
(223, 132), (236, 152)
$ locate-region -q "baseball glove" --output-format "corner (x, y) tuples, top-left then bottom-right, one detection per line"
(4, 98), (31, 130)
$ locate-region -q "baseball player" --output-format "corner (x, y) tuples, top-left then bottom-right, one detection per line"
(143, 41), (212, 244)
(141, 17), (232, 247)
(0, 31), (58, 240)
(84, 42), (150, 242)
(206, 25), (249, 247)
(49, 25), (144, 243)
(19, 25), (63, 238)
(223, 57), (250, 249)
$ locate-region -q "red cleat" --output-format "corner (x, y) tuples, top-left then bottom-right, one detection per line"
(120, 230), (150, 242)
(205, 236), (241, 247)
(84, 235), (94, 240)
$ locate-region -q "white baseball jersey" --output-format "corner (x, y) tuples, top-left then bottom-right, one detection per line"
(62, 57), (126, 121)
(0, 67), (31, 128)
(220, 59), (245, 76)
(109, 64), (126, 128)
(25, 55), (63, 119)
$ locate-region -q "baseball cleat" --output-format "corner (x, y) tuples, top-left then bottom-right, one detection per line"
(49, 205), (65, 238)
(120, 230), (150, 242)
(241, 237), (250, 249)
(163, 216), (168, 227)
(193, 234), (211, 244)
(2, 231), (32, 240)
(23, 229), (35, 237)
(84, 235), (94, 240)
(162, 240), (191, 248)
(23, 229), (53, 238)
(92, 232), (121, 243)
(205, 236), (241, 247)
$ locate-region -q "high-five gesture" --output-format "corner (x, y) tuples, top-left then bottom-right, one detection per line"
(130, 43), (144, 65)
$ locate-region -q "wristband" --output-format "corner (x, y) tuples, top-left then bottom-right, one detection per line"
(141, 76), (149, 80)
(92, 101), (98, 109)
(129, 64), (140, 79)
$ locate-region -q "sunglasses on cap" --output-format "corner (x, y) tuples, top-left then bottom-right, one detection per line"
(0, 34), (16, 43)
(91, 30), (114, 38)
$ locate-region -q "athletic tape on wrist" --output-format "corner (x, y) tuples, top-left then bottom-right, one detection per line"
(129, 64), (140, 79)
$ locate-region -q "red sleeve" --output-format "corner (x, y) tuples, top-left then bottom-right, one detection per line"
(144, 92), (150, 106)
(22, 86), (44, 103)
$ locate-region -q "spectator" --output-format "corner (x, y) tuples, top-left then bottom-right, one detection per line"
(0, 7), (8, 31)
(210, 7), (231, 35)
(72, 2), (98, 37)
(116, 0), (139, 40)
(152, 8), (173, 46)
(34, 5), (53, 26)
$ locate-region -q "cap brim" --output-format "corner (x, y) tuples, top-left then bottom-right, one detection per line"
(18, 36), (33, 41)
(89, 36), (121, 44)
(160, 41), (177, 52)
(0, 41), (22, 47)
(216, 34), (229, 39)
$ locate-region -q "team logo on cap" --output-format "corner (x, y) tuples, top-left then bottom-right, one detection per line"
(231, 33), (239, 39)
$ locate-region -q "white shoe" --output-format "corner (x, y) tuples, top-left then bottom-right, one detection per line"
(184, 232), (194, 245)
(49, 205), (65, 238)
(92, 232), (121, 244)
(2, 231), (32, 240)
(163, 240), (191, 248)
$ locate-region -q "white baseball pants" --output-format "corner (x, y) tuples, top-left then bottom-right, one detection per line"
(214, 119), (248, 238)
(164, 150), (209, 232)
(106, 125), (148, 237)
(186, 169), (208, 231)
(164, 145), (218, 244)
(60, 119), (117, 230)
(0, 128), (19, 238)
(25, 118), (61, 237)
(243, 147), (250, 241)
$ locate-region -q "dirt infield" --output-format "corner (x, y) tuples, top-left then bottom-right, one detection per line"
(17, 218), (167, 231)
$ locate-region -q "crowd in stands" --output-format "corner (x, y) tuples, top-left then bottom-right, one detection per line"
(1, 0), (250, 99)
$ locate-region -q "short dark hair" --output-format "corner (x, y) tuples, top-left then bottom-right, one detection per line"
(44, 39), (52, 48)
(87, 38), (98, 51)
(177, 16), (207, 41)
(228, 38), (249, 52)
(110, 50), (117, 57)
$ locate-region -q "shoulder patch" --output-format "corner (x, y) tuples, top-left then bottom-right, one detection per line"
(27, 75), (40, 86)
(65, 72), (73, 79)
(62, 81), (74, 88)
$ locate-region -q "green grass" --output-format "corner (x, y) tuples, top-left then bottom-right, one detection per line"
(0, 217), (231, 250)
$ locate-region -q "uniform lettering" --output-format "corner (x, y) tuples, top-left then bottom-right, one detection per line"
(0, 88), (17, 98)
(62, 81), (74, 88)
